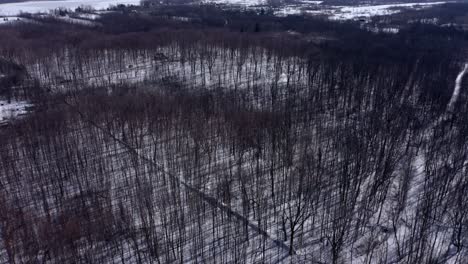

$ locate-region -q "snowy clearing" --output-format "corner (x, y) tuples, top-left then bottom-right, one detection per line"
(54, 15), (99, 26)
(0, 0), (140, 16)
(330, 2), (447, 20)
(0, 100), (31, 124)
(74, 12), (100, 20)
(0, 16), (21, 24)
(204, 0), (266, 6)
(274, 1), (447, 20)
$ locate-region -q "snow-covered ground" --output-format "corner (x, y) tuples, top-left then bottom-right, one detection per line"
(74, 12), (100, 20)
(0, 0), (140, 16)
(301, 0), (322, 4)
(274, 1), (447, 20)
(209, 0), (447, 20)
(329, 2), (447, 20)
(206, 0), (323, 6)
(0, 15), (21, 24)
(0, 100), (31, 124)
(447, 63), (468, 112)
(54, 14), (99, 26)
(204, 0), (265, 6)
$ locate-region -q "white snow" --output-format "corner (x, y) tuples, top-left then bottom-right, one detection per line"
(0, 100), (31, 124)
(0, 0), (140, 16)
(275, 1), (445, 20)
(447, 63), (468, 112)
(206, 0), (321, 5)
(204, 0), (265, 6)
(0, 16), (21, 24)
(381, 27), (399, 33)
(300, 0), (322, 4)
(275, 7), (304, 16)
(75, 12), (101, 20)
(55, 15), (98, 26)
(330, 2), (446, 20)
(0, 0), (446, 19)
(366, 25), (400, 34)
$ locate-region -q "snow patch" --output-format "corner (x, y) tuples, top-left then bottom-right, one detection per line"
(300, 0), (322, 4)
(75, 12), (101, 20)
(0, 16), (21, 24)
(55, 15), (98, 26)
(204, 0), (265, 6)
(0, 100), (31, 125)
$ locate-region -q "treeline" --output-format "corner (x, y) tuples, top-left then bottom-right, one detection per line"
(386, 3), (468, 26)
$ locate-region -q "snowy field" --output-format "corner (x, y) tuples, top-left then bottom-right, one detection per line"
(205, 0), (448, 20)
(0, 0), (140, 15)
(275, 1), (447, 19)
(330, 1), (447, 20)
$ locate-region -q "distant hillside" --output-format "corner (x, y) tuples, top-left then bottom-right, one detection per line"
(321, 0), (452, 5)
(195, 0), (457, 6)
(0, 0), (27, 3)
(0, 0), (61, 3)
(0, 0), (31, 3)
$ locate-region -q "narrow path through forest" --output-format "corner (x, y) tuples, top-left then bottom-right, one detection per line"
(389, 62), (468, 262)
(412, 62), (468, 224)
(61, 99), (293, 258)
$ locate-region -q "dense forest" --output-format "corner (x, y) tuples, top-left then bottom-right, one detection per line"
(1, 3), (468, 263)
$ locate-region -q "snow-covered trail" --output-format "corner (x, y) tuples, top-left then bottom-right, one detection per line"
(427, 62), (468, 130)
(447, 63), (468, 112)
(378, 63), (468, 262)
(409, 63), (468, 220)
